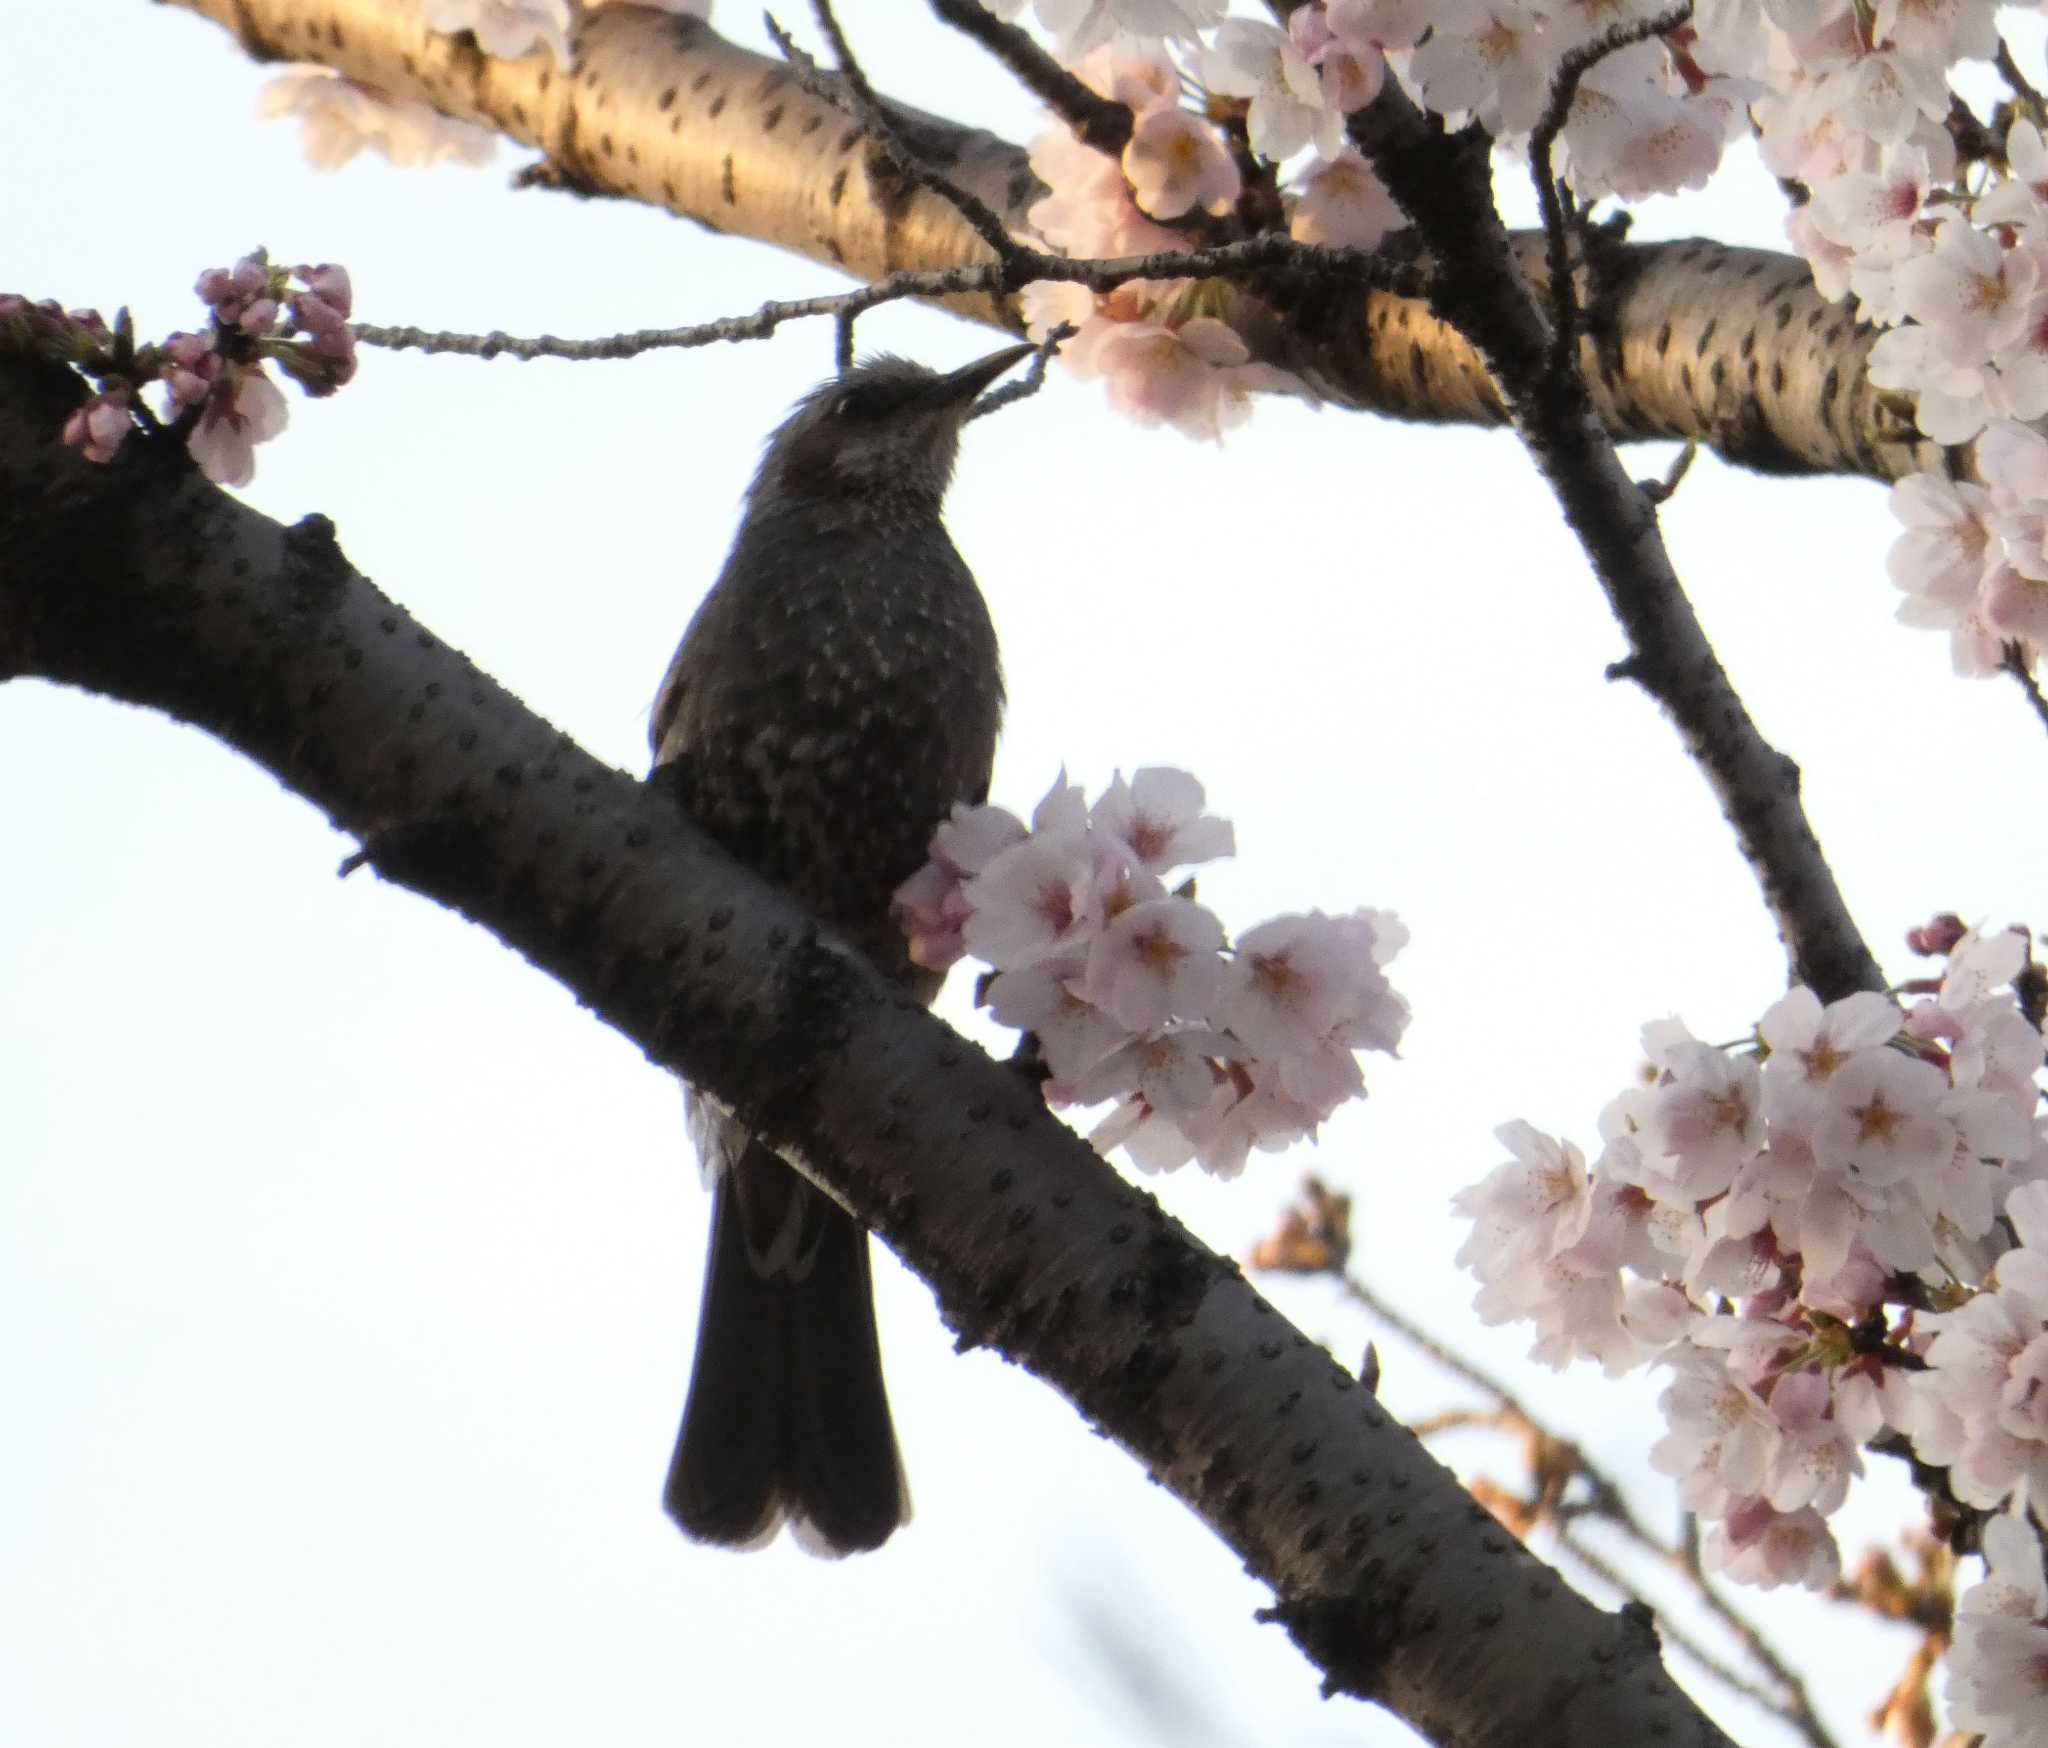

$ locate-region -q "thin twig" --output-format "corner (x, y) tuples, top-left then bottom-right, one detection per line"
(1996, 37), (2044, 114)
(1553, 1524), (1834, 1747)
(968, 321), (1073, 420)
(351, 234), (1426, 364)
(1639, 439), (1699, 506)
(2003, 641), (2048, 735)
(1337, 1269), (1841, 1748)
(1527, 3), (1693, 376)
(928, 0), (1134, 154)
(766, 5), (1026, 270)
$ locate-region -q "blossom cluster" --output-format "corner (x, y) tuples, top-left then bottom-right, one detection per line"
(893, 768), (1408, 1177)
(1702, 0), (2048, 673)
(1455, 924), (2047, 1605)
(1008, 0), (1756, 437)
(1018, 29), (1397, 440)
(4, 250), (357, 489)
(1948, 1510), (2048, 1748)
(1889, 420), (2048, 675)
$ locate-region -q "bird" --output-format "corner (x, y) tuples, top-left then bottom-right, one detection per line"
(649, 342), (1032, 1555)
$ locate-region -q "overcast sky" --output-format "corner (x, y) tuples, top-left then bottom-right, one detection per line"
(6, 6), (2045, 1747)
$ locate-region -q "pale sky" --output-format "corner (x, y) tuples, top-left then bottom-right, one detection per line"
(5, 7), (2045, 1747)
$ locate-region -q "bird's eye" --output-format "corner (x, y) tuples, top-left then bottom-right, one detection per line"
(831, 386), (878, 421)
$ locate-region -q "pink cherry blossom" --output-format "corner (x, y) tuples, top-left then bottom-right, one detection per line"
(1069, 43), (1183, 114)
(421, 0), (573, 66)
(1121, 108), (1240, 220)
(1203, 17), (1342, 162)
(1081, 896), (1226, 1031)
(963, 831), (1100, 969)
(1089, 767), (1234, 873)
(60, 389), (133, 465)
(1091, 315), (1270, 441)
(1290, 148), (1405, 248)
(1702, 1498), (1841, 1589)
(185, 364), (289, 488)
(1408, 1), (1555, 138)
(987, 0), (1225, 60)
(1948, 1512), (2048, 1748)
(1452, 1122), (1596, 1279)
(258, 66), (497, 171)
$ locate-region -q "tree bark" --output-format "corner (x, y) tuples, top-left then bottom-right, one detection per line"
(157, 0), (1933, 482)
(0, 346), (1741, 1747)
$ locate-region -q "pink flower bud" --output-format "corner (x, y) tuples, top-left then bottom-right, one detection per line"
(1906, 913), (1968, 956)
(238, 297), (281, 335)
(297, 263), (352, 316)
(163, 330), (213, 367)
(61, 389), (133, 464)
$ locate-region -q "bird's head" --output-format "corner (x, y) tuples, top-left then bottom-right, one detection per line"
(748, 344), (1035, 515)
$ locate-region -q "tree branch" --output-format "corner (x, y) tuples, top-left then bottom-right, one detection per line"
(157, 0), (1933, 482)
(1344, 70), (1886, 1001)
(0, 349), (1741, 1748)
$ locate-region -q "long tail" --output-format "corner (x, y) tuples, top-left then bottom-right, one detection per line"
(664, 1137), (908, 1555)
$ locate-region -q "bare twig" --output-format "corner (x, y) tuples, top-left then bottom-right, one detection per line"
(1640, 439), (1699, 506)
(1554, 1523), (1829, 1743)
(767, 4), (1027, 270)
(350, 234), (1426, 364)
(928, 0), (1134, 155)
(1336, 1267), (1841, 1748)
(1527, 3), (1693, 376)
(968, 321), (1073, 420)
(2003, 641), (2048, 735)
(1996, 37), (2044, 114)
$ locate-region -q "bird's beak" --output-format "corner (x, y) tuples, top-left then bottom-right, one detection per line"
(929, 341), (1037, 411)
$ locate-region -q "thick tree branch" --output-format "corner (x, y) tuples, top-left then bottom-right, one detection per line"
(157, 0), (1933, 482)
(1345, 77), (1886, 1002)
(0, 354), (1740, 1748)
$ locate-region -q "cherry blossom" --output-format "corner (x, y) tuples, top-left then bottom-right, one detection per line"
(1407, 1), (1554, 139)
(1121, 107), (1241, 220)
(1289, 149), (1406, 249)
(987, 0), (1226, 59)
(258, 66), (496, 171)
(1203, 17), (1343, 162)
(1089, 766), (1234, 873)
(186, 363), (290, 488)
(1081, 897), (1227, 1031)
(1458, 941), (2047, 1592)
(898, 770), (1407, 1178)
(1090, 314), (1273, 441)
(60, 390), (133, 465)
(1453, 1122), (1596, 1280)
(1948, 1511), (2048, 1747)
(421, 0), (573, 66)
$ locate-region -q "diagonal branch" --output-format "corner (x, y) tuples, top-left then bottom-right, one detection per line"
(157, 0), (1932, 482)
(0, 350), (1743, 1748)
(1343, 66), (1886, 1001)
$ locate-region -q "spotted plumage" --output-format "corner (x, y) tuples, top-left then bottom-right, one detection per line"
(652, 346), (1027, 1555)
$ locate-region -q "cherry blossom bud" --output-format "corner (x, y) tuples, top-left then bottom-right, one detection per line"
(1906, 912), (1969, 957)
(60, 389), (133, 464)
(299, 263), (353, 315)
